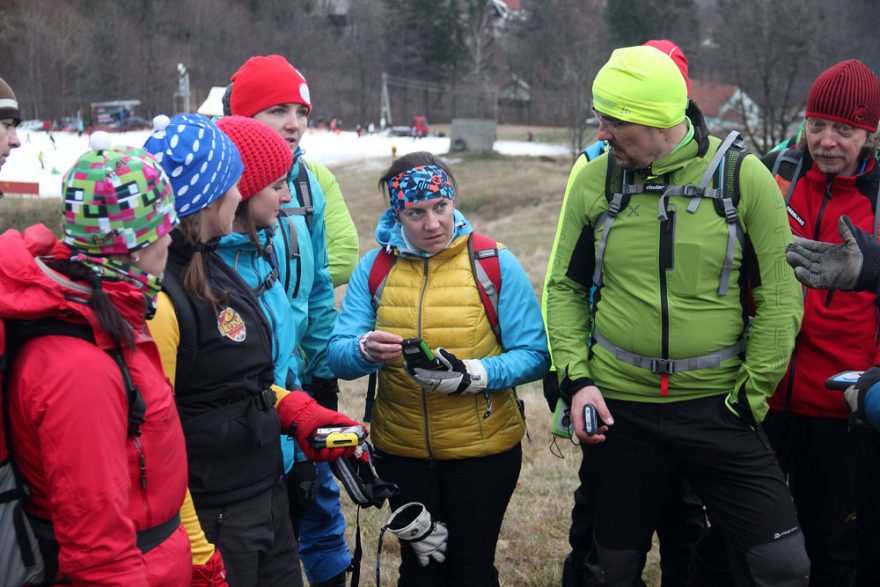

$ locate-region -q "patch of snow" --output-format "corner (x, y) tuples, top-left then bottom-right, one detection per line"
(0, 128), (569, 197)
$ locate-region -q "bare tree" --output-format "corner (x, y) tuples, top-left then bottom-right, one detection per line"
(707, 0), (870, 154)
(510, 0), (609, 157)
(462, 0), (498, 85)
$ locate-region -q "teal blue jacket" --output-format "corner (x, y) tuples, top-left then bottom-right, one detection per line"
(278, 155), (338, 384)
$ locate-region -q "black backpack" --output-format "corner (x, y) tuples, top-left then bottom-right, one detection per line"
(0, 318), (145, 586)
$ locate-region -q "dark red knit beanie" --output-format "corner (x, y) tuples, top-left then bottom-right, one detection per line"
(215, 116), (293, 201)
(230, 55), (311, 118)
(806, 59), (880, 132)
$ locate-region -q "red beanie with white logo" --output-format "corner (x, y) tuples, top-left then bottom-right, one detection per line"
(230, 55), (312, 118)
(215, 116), (293, 201)
(806, 59), (880, 132)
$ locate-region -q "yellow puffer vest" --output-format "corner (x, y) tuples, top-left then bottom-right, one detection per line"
(372, 234), (526, 460)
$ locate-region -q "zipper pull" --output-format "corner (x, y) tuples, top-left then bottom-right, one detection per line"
(133, 437), (147, 490)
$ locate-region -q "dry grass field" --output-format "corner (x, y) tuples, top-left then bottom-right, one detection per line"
(0, 143), (664, 586)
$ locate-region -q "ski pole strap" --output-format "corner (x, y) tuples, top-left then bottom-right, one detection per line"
(364, 372), (376, 422)
(376, 525), (390, 587)
(350, 507), (362, 587)
(592, 326), (746, 375)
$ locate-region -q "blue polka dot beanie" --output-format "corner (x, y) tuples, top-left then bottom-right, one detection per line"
(143, 114), (243, 217)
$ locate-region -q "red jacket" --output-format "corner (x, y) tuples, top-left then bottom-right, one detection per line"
(768, 152), (880, 419)
(0, 225), (191, 586)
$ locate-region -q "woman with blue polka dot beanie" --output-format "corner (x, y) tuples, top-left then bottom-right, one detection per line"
(143, 114), (366, 587)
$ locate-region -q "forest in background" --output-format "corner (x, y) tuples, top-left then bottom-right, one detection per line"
(1, 0), (878, 154)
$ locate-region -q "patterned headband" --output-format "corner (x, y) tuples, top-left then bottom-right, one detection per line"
(386, 164), (455, 213)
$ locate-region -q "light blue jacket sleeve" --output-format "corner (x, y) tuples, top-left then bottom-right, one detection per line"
(482, 247), (550, 389)
(327, 249), (385, 380)
(299, 165), (338, 380)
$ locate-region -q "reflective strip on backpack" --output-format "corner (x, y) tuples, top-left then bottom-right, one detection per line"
(592, 325), (746, 375)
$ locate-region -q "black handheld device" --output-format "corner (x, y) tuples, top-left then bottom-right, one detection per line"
(584, 404), (600, 436)
(826, 370), (863, 391)
(401, 338), (444, 371)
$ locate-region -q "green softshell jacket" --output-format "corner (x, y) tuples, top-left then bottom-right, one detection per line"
(545, 134), (803, 423)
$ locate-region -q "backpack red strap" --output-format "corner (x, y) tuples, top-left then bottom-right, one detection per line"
(468, 233), (502, 343)
(368, 248), (396, 309)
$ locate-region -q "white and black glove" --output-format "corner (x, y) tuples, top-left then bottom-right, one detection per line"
(410, 348), (488, 395)
(385, 502), (448, 567)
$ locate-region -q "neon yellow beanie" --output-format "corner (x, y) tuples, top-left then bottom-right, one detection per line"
(592, 46), (687, 128)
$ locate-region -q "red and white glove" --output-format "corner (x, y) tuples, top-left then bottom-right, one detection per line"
(191, 548), (228, 587)
(276, 391), (366, 462)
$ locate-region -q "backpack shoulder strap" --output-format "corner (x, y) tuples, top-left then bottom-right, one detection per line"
(594, 154), (631, 287)
(713, 136), (748, 296)
(289, 161), (315, 232)
(467, 233), (502, 343)
(277, 211), (303, 299)
(769, 147), (804, 205)
(160, 270), (199, 390)
(4, 318), (145, 438)
(364, 249), (397, 423)
(367, 249), (396, 310)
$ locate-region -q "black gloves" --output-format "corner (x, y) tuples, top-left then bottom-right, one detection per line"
(786, 216), (880, 292)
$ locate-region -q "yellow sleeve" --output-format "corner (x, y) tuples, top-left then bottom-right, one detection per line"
(180, 489), (215, 565)
(272, 383), (290, 407)
(148, 294), (215, 565)
(147, 291), (180, 387)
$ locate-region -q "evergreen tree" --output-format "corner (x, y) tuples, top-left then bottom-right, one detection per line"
(384, 0), (465, 80)
(605, 0), (697, 48)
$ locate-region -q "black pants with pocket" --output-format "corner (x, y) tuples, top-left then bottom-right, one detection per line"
(564, 442), (707, 587)
(857, 430), (880, 586)
(196, 478), (302, 587)
(584, 395), (807, 587)
(763, 410), (860, 587)
(374, 444), (521, 587)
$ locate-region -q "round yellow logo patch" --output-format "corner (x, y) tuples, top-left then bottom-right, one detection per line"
(217, 307), (247, 342)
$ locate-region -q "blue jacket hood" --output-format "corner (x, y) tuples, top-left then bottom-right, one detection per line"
(217, 227), (272, 251)
(374, 207), (472, 258)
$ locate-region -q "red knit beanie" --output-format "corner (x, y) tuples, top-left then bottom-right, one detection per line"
(806, 59), (880, 132)
(230, 55), (312, 118)
(643, 40), (690, 95)
(215, 116), (293, 201)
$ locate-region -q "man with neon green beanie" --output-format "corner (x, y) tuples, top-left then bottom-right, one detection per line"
(544, 45), (809, 585)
